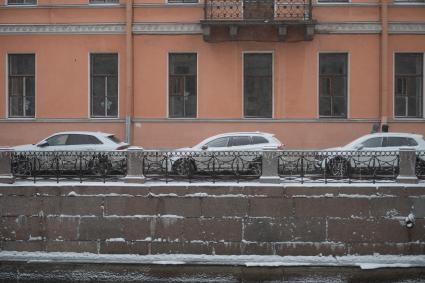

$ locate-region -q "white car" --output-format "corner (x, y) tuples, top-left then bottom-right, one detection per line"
(12, 131), (129, 177)
(164, 132), (284, 176)
(13, 131), (129, 151)
(323, 132), (425, 176)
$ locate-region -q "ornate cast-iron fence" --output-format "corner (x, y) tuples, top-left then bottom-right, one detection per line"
(278, 150), (400, 184)
(417, 151), (425, 180)
(11, 151), (127, 183)
(142, 150), (262, 183)
(7, 149), (425, 183)
(204, 0), (312, 21)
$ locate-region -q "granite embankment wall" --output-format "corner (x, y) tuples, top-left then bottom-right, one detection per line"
(1, 184), (425, 255)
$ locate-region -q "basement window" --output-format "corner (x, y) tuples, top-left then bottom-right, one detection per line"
(89, 0), (119, 4)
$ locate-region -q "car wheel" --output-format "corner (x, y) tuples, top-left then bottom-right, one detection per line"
(248, 157), (262, 176)
(328, 157), (350, 177)
(89, 154), (112, 176)
(173, 158), (196, 176)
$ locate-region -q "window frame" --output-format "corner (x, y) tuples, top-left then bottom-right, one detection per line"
(89, 52), (119, 119)
(167, 0), (199, 4)
(316, 0), (350, 4)
(88, 0), (120, 5)
(393, 52), (425, 120)
(167, 52), (198, 119)
(317, 51), (349, 119)
(6, 0), (37, 6)
(242, 51), (274, 119)
(7, 53), (36, 119)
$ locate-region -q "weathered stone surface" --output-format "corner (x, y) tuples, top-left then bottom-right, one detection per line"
(44, 196), (103, 216)
(0, 216), (43, 241)
(294, 198), (369, 218)
(202, 219), (242, 242)
(202, 197), (248, 217)
(121, 218), (151, 241)
(275, 242), (347, 256)
(159, 197), (201, 217)
(45, 240), (98, 253)
(413, 198), (425, 218)
(99, 241), (149, 254)
(244, 219), (292, 242)
(78, 217), (125, 241)
(370, 197), (412, 218)
(0, 197), (42, 216)
(1, 240), (44, 252)
(328, 219), (409, 243)
(45, 216), (79, 241)
(105, 197), (158, 216)
(249, 198), (293, 217)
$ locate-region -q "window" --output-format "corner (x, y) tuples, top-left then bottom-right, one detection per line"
(7, 0), (37, 5)
(252, 136), (269, 144)
(8, 54), (35, 118)
(393, 0), (425, 3)
(168, 0), (198, 3)
(319, 53), (348, 118)
(383, 137), (418, 147)
(229, 136), (252, 147)
(46, 135), (68, 146)
(205, 137), (229, 148)
(89, 0), (119, 4)
(244, 53), (273, 118)
(362, 137), (382, 148)
(317, 0), (349, 3)
(394, 53), (423, 118)
(169, 53), (197, 118)
(90, 54), (118, 118)
(66, 134), (102, 145)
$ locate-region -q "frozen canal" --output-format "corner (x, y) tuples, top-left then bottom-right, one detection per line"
(1, 252), (425, 282)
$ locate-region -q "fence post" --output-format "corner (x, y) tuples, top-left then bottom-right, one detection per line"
(397, 148), (418, 184)
(260, 148), (280, 184)
(124, 147), (145, 183)
(0, 148), (14, 184)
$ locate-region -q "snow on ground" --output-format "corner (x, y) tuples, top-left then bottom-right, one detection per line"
(1, 180), (425, 187)
(1, 251), (425, 270)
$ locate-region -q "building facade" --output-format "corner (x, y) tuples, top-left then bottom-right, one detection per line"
(0, 0), (424, 149)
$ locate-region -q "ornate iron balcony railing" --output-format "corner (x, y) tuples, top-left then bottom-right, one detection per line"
(204, 0), (313, 22)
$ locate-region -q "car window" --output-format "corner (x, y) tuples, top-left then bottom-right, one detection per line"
(45, 134), (68, 146)
(383, 137), (418, 147)
(229, 136), (252, 147)
(252, 136), (269, 144)
(205, 137), (229, 148)
(66, 134), (103, 145)
(362, 137), (382, 148)
(107, 135), (122, 144)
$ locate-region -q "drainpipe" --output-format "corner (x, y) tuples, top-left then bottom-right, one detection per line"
(380, 0), (389, 129)
(125, 0), (134, 144)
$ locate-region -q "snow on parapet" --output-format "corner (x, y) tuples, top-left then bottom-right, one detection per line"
(0, 252), (424, 270)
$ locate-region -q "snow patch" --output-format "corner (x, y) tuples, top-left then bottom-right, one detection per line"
(106, 238), (126, 242)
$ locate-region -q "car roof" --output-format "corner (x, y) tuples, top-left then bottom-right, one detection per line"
(210, 132), (275, 138)
(47, 131), (113, 137)
(363, 132), (423, 138)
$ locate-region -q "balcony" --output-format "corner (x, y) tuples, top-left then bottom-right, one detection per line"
(201, 0), (315, 42)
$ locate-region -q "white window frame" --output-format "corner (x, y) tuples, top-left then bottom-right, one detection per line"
(166, 52), (198, 119)
(317, 51), (350, 119)
(88, 52), (120, 119)
(392, 52), (425, 120)
(242, 51), (275, 119)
